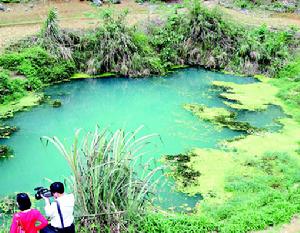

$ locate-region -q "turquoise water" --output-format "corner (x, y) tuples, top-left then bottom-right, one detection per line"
(0, 68), (284, 210)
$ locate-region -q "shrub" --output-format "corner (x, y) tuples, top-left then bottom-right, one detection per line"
(76, 11), (164, 76)
(0, 70), (26, 104)
(0, 47), (75, 87)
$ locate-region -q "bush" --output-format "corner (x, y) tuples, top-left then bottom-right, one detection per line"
(0, 47), (75, 87)
(76, 11), (164, 76)
(0, 70), (26, 104)
(275, 57), (300, 120)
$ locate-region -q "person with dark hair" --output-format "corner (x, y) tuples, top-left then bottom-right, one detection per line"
(10, 193), (48, 233)
(43, 182), (75, 233)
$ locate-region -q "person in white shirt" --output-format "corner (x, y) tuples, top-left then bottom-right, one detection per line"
(43, 182), (75, 233)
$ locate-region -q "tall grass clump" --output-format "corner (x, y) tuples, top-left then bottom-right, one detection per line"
(4, 8), (80, 61)
(42, 126), (162, 232)
(76, 10), (164, 76)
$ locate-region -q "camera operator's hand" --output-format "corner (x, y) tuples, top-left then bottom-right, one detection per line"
(41, 194), (51, 205)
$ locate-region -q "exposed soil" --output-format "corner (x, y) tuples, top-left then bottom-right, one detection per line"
(253, 216), (300, 233)
(1, 0), (300, 49)
(0, 0), (159, 49)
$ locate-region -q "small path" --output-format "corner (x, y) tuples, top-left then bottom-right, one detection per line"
(0, 0), (158, 49)
(221, 7), (300, 28)
(204, 0), (300, 28)
(252, 216), (300, 233)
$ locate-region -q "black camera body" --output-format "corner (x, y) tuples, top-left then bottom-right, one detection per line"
(34, 187), (52, 200)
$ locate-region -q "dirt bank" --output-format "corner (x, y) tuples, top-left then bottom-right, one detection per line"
(1, 0), (300, 49)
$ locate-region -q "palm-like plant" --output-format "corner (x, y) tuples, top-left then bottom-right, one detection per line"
(40, 8), (75, 60)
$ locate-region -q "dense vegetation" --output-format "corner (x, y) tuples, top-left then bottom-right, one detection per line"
(0, 1), (300, 232)
(275, 57), (300, 121)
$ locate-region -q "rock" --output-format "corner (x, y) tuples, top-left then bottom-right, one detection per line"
(92, 0), (102, 6)
(0, 145), (12, 158)
(0, 125), (18, 139)
(0, 3), (6, 11)
(52, 99), (62, 108)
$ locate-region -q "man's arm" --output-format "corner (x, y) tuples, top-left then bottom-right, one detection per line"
(43, 196), (55, 217)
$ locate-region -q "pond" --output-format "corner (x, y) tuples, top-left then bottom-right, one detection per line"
(0, 68), (285, 211)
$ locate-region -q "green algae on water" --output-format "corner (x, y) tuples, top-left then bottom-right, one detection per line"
(183, 103), (260, 133)
(0, 93), (43, 119)
(212, 81), (280, 111)
(71, 72), (116, 80)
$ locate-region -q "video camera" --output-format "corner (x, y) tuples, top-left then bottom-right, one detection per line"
(34, 187), (52, 200)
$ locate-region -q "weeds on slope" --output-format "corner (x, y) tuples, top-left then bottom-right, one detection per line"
(75, 10), (164, 76)
(149, 1), (298, 76)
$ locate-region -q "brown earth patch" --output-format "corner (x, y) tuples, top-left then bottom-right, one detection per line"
(1, 0), (300, 49)
(253, 216), (300, 233)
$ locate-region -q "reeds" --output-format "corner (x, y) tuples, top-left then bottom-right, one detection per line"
(42, 126), (162, 232)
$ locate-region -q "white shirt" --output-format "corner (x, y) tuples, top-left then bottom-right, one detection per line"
(45, 193), (75, 228)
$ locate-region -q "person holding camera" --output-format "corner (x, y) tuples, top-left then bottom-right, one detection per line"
(10, 193), (48, 233)
(42, 182), (75, 233)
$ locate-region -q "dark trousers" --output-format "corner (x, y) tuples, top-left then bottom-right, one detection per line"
(58, 223), (75, 233)
(41, 224), (75, 233)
